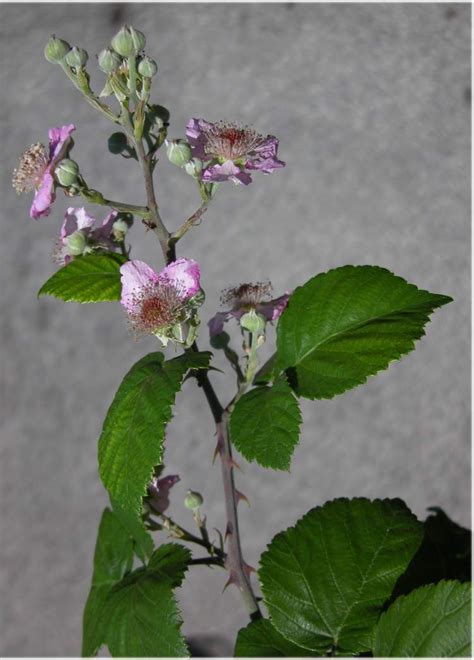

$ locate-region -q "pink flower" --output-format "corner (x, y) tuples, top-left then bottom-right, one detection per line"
(12, 124), (76, 219)
(208, 282), (290, 337)
(120, 258), (202, 342)
(53, 207), (118, 265)
(186, 118), (285, 186)
(147, 474), (180, 514)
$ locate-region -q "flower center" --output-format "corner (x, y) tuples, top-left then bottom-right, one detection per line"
(203, 122), (265, 161)
(221, 281), (273, 309)
(128, 281), (184, 335)
(12, 143), (49, 194)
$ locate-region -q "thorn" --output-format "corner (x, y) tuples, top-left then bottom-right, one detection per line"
(212, 434), (224, 464)
(227, 456), (242, 471)
(222, 571), (239, 592)
(243, 561), (256, 577)
(235, 490), (250, 507)
(225, 521), (233, 540)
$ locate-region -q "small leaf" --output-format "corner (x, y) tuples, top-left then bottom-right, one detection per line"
(234, 619), (314, 657)
(372, 580), (471, 657)
(259, 497), (423, 654)
(104, 569), (188, 657)
(38, 253), (127, 303)
(110, 497), (154, 562)
(99, 351), (211, 519)
(82, 509), (134, 657)
(230, 378), (302, 470)
(277, 265), (452, 399)
(148, 543), (192, 587)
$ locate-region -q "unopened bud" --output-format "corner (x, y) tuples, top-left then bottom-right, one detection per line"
(184, 159), (203, 178)
(112, 216), (133, 240)
(44, 36), (71, 63)
(111, 25), (146, 58)
(54, 159), (80, 187)
(65, 46), (88, 68)
(98, 47), (122, 73)
(66, 230), (87, 256)
(240, 310), (266, 334)
(184, 490), (203, 511)
(166, 140), (192, 168)
(138, 56), (158, 78)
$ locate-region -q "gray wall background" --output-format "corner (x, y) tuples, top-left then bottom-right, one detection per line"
(0, 3), (470, 656)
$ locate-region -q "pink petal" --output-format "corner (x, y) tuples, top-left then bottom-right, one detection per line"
(148, 474), (180, 514)
(257, 293), (291, 322)
(208, 311), (234, 337)
(120, 260), (159, 314)
(95, 211), (118, 240)
(61, 207), (96, 239)
(202, 160), (252, 185)
(159, 258), (201, 299)
(186, 118), (211, 160)
(30, 170), (55, 219)
(48, 124), (76, 161)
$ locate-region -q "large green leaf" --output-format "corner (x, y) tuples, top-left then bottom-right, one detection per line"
(148, 543), (192, 587)
(110, 497), (154, 562)
(99, 351), (211, 519)
(104, 568), (189, 657)
(276, 266), (452, 399)
(259, 498), (423, 654)
(38, 253), (127, 303)
(234, 619), (314, 657)
(82, 509), (134, 657)
(230, 378), (302, 470)
(373, 580), (471, 657)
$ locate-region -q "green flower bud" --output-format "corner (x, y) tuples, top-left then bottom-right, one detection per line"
(240, 310), (266, 334)
(66, 230), (87, 256)
(184, 490), (203, 511)
(138, 56), (158, 78)
(98, 47), (122, 73)
(111, 25), (146, 58)
(108, 132), (129, 154)
(166, 140), (192, 168)
(44, 36), (71, 63)
(184, 159), (203, 178)
(64, 46), (88, 68)
(54, 159), (80, 187)
(112, 217), (132, 240)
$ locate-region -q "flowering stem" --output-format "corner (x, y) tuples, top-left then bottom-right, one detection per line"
(169, 202), (209, 246)
(59, 62), (119, 125)
(157, 513), (226, 563)
(80, 187), (150, 218)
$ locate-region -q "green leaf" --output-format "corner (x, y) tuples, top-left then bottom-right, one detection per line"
(390, 507), (471, 603)
(110, 497), (154, 562)
(235, 619), (314, 657)
(104, 568), (188, 657)
(372, 580), (471, 657)
(38, 253), (127, 303)
(259, 497), (423, 654)
(230, 378), (302, 470)
(276, 266), (452, 399)
(99, 351), (211, 519)
(148, 543), (192, 588)
(82, 509), (134, 657)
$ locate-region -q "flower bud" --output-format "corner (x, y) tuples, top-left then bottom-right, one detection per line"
(184, 490), (203, 511)
(44, 36), (71, 63)
(66, 230), (87, 256)
(112, 216), (133, 240)
(240, 310), (266, 334)
(65, 46), (88, 68)
(54, 159), (80, 187)
(138, 56), (158, 78)
(98, 47), (122, 73)
(166, 140), (192, 168)
(184, 158), (203, 178)
(111, 25), (146, 58)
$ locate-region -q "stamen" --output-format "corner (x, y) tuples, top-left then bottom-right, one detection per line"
(12, 143), (49, 194)
(202, 122), (266, 160)
(221, 281), (273, 308)
(127, 280), (184, 336)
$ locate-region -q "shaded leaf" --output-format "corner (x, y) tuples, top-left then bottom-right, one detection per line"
(277, 266), (452, 399)
(38, 253), (127, 303)
(148, 543), (192, 587)
(234, 619), (314, 657)
(110, 497), (154, 562)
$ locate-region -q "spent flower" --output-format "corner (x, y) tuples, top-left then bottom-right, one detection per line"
(13, 124), (76, 219)
(120, 258), (203, 345)
(147, 474), (180, 515)
(186, 118), (285, 185)
(53, 207), (119, 265)
(209, 281), (290, 337)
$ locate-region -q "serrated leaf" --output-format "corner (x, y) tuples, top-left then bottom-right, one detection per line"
(230, 378), (302, 470)
(99, 351), (211, 519)
(259, 497), (423, 654)
(82, 509), (134, 657)
(148, 543), (192, 588)
(38, 253), (127, 303)
(110, 497), (154, 562)
(276, 265), (452, 399)
(104, 569), (188, 657)
(373, 580), (471, 657)
(234, 619), (314, 657)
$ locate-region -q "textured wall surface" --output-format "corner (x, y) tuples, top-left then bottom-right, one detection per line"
(0, 3), (470, 656)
